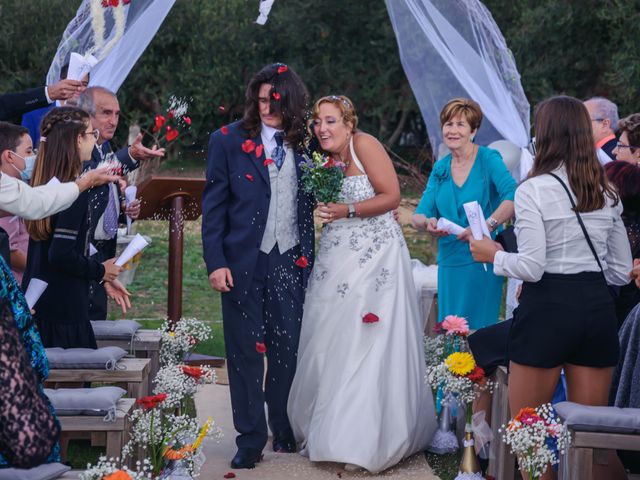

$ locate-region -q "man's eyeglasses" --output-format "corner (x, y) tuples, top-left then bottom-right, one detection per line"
(590, 118), (605, 122)
(616, 141), (639, 150)
(80, 129), (100, 141)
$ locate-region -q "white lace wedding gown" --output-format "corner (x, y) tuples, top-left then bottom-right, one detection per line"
(287, 140), (436, 473)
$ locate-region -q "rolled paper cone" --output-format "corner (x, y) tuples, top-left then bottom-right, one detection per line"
(46, 176), (61, 186)
(67, 52), (98, 81)
(24, 278), (48, 310)
(437, 217), (466, 236)
(463, 201), (489, 271)
(115, 234), (149, 267)
(124, 186), (137, 235)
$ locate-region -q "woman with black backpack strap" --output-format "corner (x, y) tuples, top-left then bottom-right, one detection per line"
(470, 95), (633, 480)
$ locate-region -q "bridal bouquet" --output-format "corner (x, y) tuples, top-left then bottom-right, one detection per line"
(300, 151), (345, 203)
(502, 403), (570, 479)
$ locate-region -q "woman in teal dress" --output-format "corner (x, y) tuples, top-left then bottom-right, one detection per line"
(413, 98), (516, 330)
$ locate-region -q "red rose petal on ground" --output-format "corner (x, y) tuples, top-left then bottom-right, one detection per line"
(223, 473), (236, 479)
(272, 92), (281, 100)
(255, 144), (264, 158)
(362, 313), (379, 324)
(242, 139), (256, 153)
(277, 65), (288, 74)
(183, 116), (192, 125)
(263, 158), (274, 167)
(221, 126), (229, 135)
(295, 256), (309, 268)
(256, 342), (267, 353)
(245, 174), (254, 182)
(165, 129), (179, 142)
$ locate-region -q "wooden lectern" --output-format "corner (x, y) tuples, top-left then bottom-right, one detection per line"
(137, 176), (205, 326)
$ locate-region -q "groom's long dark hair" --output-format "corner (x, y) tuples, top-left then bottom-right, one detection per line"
(242, 63), (309, 150)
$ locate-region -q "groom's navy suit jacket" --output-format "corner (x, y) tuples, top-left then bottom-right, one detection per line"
(202, 120), (315, 301)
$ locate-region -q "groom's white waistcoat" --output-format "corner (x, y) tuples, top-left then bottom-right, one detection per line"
(259, 146), (299, 255)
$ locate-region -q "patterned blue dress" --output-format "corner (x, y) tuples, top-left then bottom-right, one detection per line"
(415, 146), (516, 330)
(0, 254), (60, 467)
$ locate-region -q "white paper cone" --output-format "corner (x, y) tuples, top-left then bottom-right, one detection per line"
(463, 201), (490, 271)
(115, 234), (149, 267)
(67, 52), (98, 81)
(46, 176), (61, 186)
(24, 279), (48, 310)
(89, 243), (98, 256)
(124, 186), (137, 235)
(437, 217), (466, 236)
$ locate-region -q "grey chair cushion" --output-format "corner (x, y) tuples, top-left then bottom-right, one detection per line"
(556, 401), (640, 434)
(44, 387), (126, 418)
(91, 319), (141, 339)
(45, 346), (127, 370)
(0, 462), (70, 480)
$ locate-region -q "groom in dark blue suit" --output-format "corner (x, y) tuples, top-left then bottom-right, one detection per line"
(202, 64), (315, 469)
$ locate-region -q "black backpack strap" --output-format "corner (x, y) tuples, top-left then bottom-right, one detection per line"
(548, 173), (604, 273)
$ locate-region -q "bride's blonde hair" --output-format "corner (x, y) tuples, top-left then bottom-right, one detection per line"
(310, 95), (358, 133)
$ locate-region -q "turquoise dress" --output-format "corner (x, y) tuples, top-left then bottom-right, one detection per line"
(415, 146), (516, 330)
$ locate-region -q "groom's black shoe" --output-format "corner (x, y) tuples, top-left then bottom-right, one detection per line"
(230, 448), (262, 469)
(272, 435), (297, 453)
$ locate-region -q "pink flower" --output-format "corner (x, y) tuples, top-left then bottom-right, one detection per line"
(442, 315), (470, 336)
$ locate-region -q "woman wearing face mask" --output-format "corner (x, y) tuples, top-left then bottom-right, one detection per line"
(23, 107), (124, 349)
(0, 123), (37, 282)
(287, 95), (436, 473)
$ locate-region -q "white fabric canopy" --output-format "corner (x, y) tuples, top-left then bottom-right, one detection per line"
(385, 0), (530, 154)
(47, 0), (176, 93)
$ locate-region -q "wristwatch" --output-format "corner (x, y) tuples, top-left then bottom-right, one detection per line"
(487, 216), (499, 232)
(347, 203), (357, 219)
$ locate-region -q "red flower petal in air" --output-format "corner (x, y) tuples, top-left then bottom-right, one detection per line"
(256, 342), (267, 354)
(263, 158), (274, 167)
(224, 473), (236, 479)
(362, 313), (379, 324)
(165, 129), (179, 142)
(155, 115), (166, 129)
(272, 92), (281, 101)
(242, 139), (256, 153)
(255, 144), (264, 158)
(277, 65), (288, 74)
(183, 116), (191, 125)
(167, 110), (175, 119)
(245, 174), (254, 182)
(295, 256), (309, 268)
(221, 126), (229, 135)
(218, 105), (226, 113)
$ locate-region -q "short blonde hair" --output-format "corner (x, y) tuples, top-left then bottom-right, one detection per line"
(311, 95), (358, 133)
(440, 98), (483, 131)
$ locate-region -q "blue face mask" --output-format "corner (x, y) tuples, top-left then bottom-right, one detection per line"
(10, 152), (36, 182)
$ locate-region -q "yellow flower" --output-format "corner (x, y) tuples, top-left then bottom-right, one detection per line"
(445, 352), (475, 376)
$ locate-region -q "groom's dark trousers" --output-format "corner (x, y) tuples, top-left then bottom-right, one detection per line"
(202, 121), (314, 452)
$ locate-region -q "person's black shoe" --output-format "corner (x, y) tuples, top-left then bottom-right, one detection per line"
(272, 436), (296, 453)
(230, 448), (262, 469)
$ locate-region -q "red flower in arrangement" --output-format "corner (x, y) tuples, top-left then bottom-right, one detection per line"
(180, 365), (204, 380)
(245, 174), (254, 182)
(362, 312), (380, 324)
(294, 256), (309, 268)
(466, 366), (486, 384)
(263, 158), (274, 167)
(165, 128), (179, 142)
(221, 125), (229, 135)
(272, 92), (281, 101)
(136, 393), (167, 410)
(183, 116), (192, 125)
(242, 139), (256, 154)
(255, 342), (267, 354)
(255, 144), (264, 158)
(277, 65), (288, 74)
(324, 157), (335, 168)
(223, 473), (236, 479)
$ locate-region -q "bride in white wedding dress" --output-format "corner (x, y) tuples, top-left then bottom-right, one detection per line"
(287, 95), (436, 473)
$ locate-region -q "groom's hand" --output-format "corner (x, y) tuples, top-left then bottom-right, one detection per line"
(209, 268), (234, 292)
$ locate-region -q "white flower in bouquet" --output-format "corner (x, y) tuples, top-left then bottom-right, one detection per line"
(80, 456), (152, 479)
(159, 318), (212, 366)
(153, 364), (216, 409)
(424, 335), (445, 366)
(501, 403), (570, 480)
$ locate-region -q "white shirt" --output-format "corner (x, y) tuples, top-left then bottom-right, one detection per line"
(0, 174), (79, 220)
(260, 123), (285, 158)
(494, 168), (632, 285)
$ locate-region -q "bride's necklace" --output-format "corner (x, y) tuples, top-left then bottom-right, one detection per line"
(335, 137), (352, 170)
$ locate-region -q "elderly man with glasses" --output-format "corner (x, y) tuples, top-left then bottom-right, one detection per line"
(584, 96), (619, 164)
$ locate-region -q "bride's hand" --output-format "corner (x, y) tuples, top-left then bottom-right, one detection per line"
(316, 202), (348, 224)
